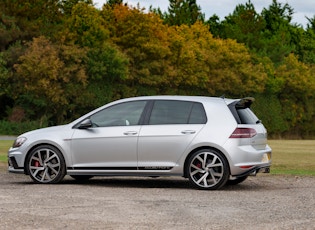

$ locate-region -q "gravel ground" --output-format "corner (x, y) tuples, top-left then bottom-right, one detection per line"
(0, 166), (314, 230)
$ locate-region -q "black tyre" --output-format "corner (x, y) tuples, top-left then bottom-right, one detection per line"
(227, 176), (248, 185)
(70, 175), (93, 181)
(26, 145), (66, 184)
(186, 149), (229, 190)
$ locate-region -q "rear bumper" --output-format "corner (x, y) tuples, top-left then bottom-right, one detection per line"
(223, 139), (272, 176)
(234, 165), (271, 178)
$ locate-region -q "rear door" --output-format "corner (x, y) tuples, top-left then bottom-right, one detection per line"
(137, 100), (207, 169)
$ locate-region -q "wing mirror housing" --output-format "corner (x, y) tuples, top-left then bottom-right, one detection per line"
(78, 119), (93, 129)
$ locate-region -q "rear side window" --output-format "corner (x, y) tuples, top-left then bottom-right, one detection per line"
(148, 100), (207, 125)
(189, 103), (208, 124)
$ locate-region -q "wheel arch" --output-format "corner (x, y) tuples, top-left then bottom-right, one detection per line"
(24, 143), (67, 175)
(183, 146), (230, 178)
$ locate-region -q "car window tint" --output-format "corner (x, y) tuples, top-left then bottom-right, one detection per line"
(237, 108), (259, 124)
(189, 103), (207, 124)
(90, 101), (147, 127)
(149, 100), (206, 125)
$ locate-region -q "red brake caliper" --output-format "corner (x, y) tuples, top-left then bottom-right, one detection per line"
(34, 161), (40, 167)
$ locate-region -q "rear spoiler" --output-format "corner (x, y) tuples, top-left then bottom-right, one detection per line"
(235, 97), (255, 109)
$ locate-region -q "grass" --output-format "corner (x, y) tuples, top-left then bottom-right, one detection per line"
(268, 140), (315, 176)
(0, 140), (12, 163)
(0, 140), (314, 176)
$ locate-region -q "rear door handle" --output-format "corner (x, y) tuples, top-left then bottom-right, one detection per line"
(181, 130), (196, 134)
(123, 131), (138, 136)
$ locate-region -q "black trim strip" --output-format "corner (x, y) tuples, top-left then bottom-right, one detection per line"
(69, 167), (137, 170)
(68, 166), (173, 171)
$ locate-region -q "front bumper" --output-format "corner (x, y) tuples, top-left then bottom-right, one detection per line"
(8, 154), (25, 174)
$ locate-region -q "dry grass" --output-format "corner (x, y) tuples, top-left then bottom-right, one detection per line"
(268, 140), (315, 175)
(1, 140), (315, 175)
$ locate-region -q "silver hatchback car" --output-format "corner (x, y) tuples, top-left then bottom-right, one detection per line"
(8, 96), (271, 190)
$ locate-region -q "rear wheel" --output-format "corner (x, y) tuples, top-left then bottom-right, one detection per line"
(26, 145), (66, 184)
(186, 149), (229, 190)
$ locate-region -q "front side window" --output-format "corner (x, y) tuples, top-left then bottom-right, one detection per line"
(149, 100), (207, 125)
(90, 101), (147, 127)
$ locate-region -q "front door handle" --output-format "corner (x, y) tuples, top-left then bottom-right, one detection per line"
(181, 130), (196, 134)
(123, 131), (138, 136)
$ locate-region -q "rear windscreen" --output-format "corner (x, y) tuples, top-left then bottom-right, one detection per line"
(228, 101), (260, 124)
(237, 108), (259, 124)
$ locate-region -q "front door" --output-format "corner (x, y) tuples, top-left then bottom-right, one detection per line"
(70, 100), (147, 169)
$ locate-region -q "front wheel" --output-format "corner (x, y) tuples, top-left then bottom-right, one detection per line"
(186, 149), (229, 190)
(26, 145), (66, 184)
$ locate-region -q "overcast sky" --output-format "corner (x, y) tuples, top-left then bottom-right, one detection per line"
(94, 0), (314, 28)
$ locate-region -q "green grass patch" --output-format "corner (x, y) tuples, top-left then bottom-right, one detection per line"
(0, 140), (12, 163)
(268, 140), (315, 176)
(1, 140), (315, 176)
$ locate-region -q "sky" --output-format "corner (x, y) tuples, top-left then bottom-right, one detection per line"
(94, 0), (314, 28)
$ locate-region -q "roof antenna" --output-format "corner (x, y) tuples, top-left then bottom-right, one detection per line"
(220, 95), (225, 99)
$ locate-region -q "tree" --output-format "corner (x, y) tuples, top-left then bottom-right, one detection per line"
(62, 2), (109, 47)
(219, 1), (265, 49)
(162, 0), (205, 26)
(85, 42), (129, 108)
(106, 0), (123, 7)
(306, 16), (315, 31)
(206, 14), (222, 37)
(274, 54), (315, 136)
(166, 22), (267, 96)
(261, 0), (294, 32)
(0, 53), (9, 89)
(60, 0), (93, 15)
(13, 36), (87, 123)
(102, 4), (172, 95)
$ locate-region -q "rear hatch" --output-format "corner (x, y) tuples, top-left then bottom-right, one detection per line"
(227, 97), (268, 150)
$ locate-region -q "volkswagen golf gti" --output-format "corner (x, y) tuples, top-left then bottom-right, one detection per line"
(8, 96), (272, 190)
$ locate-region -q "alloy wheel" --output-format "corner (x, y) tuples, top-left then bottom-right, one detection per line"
(188, 150), (229, 190)
(27, 146), (65, 183)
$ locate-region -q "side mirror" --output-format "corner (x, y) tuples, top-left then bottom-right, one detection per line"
(78, 119), (93, 129)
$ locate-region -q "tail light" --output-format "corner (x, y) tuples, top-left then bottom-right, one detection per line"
(229, 128), (257, 138)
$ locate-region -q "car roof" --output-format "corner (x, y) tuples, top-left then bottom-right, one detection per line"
(116, 95), (236, 104)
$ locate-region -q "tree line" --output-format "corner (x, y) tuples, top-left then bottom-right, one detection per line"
(0, 0), (314, 138)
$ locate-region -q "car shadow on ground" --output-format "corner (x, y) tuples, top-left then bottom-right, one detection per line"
(23, 176), (261, 191)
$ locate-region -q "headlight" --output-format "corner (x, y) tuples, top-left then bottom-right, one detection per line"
(12, 137), (27, 148)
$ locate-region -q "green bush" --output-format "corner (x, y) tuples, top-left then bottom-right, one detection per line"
(0, 120), (48, 136)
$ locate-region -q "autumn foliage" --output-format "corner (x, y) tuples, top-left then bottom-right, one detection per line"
(0, 0), (315, 138)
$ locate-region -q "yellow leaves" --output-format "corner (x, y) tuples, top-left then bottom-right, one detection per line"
(14, 36), (87, 108)
(276, 53), (315, 95)
(166, 21), (267, 95)
(15, 37), (62, 89)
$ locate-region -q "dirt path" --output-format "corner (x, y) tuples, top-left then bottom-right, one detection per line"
(0, 168), (314, 230)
